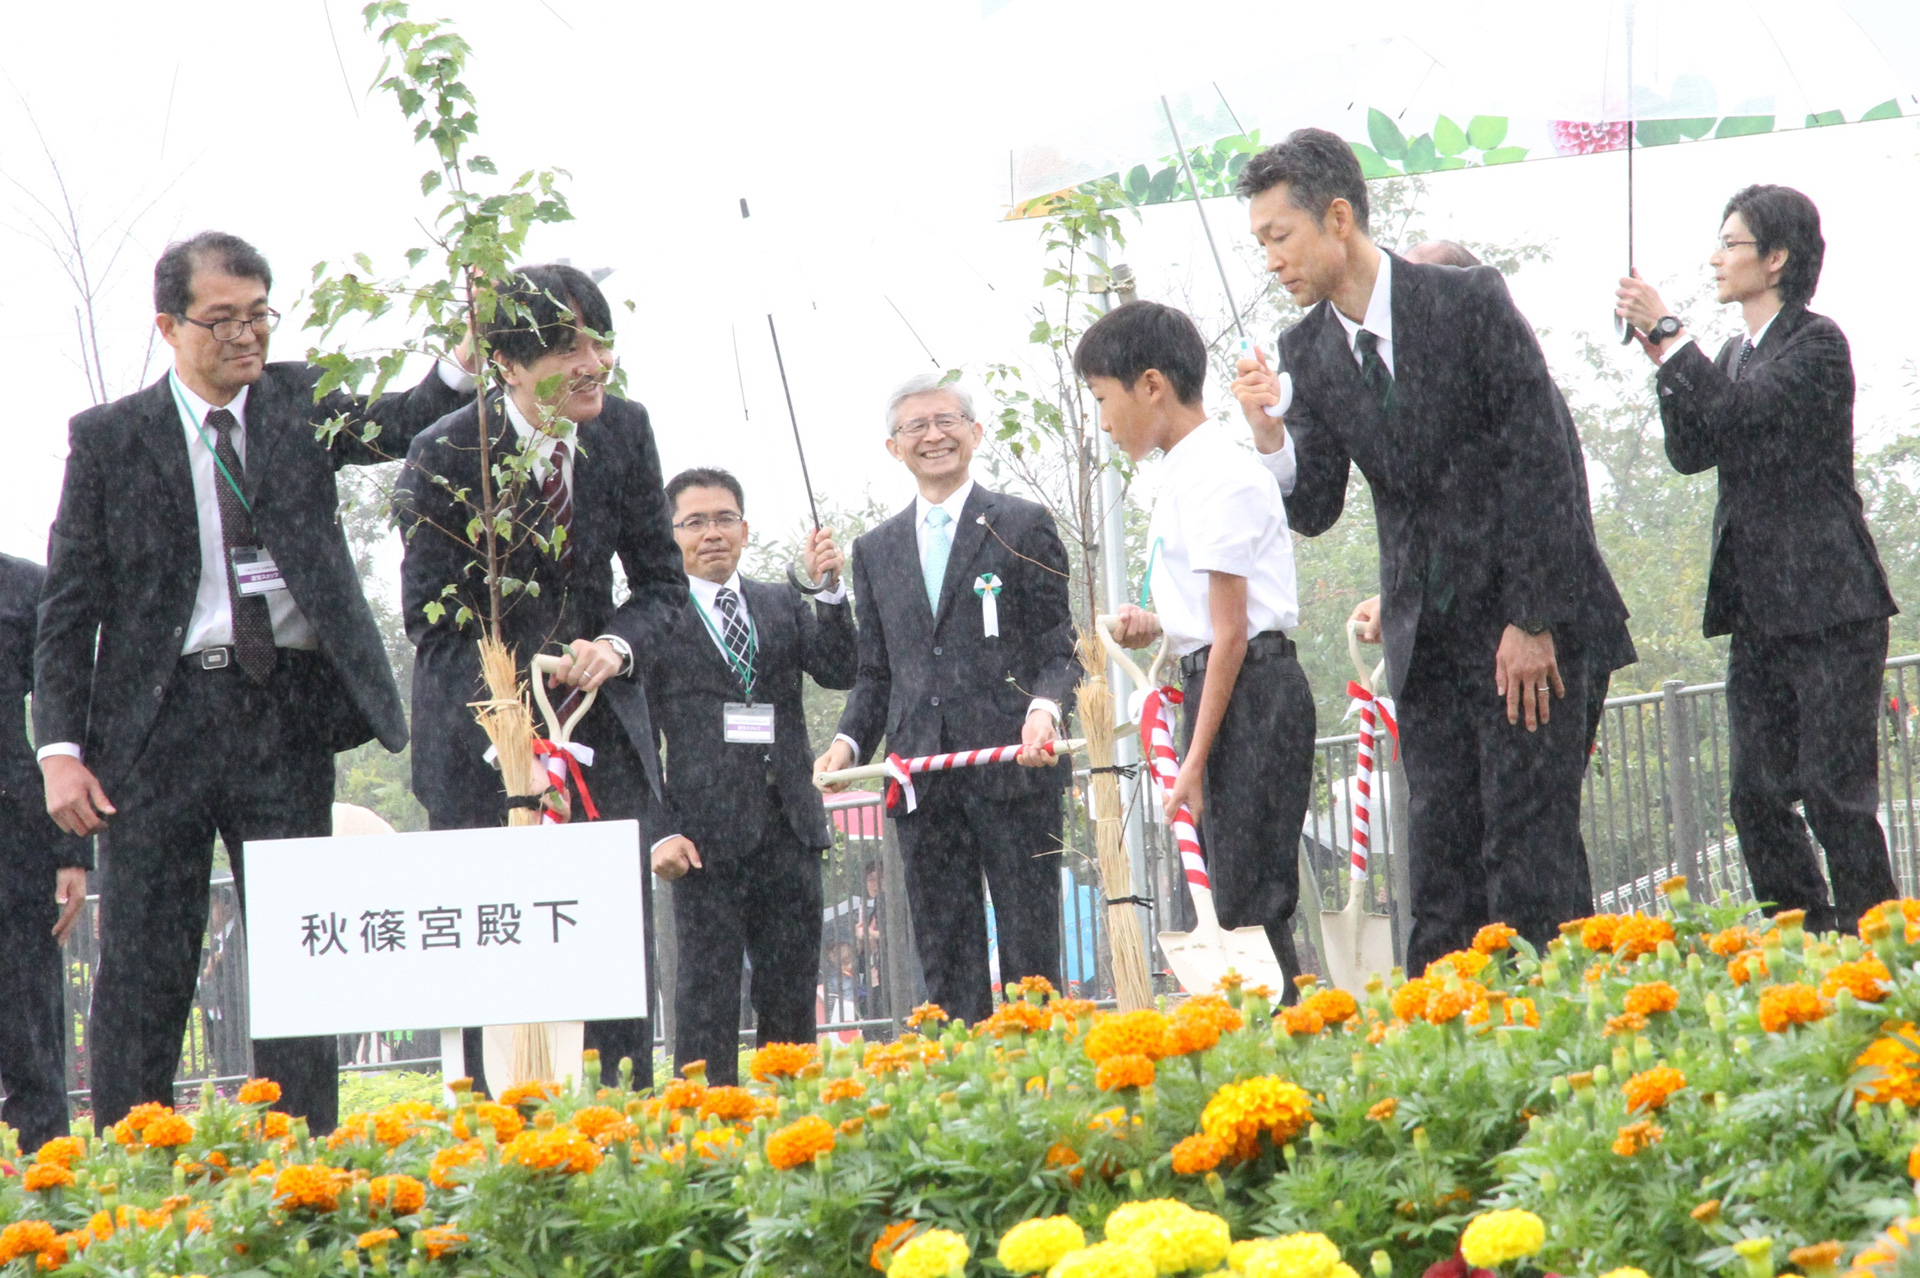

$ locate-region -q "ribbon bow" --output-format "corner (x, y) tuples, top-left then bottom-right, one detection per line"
(531, 738), (599, 824)
(973, 573), (1002, 637)
(883, 752), (917, 813)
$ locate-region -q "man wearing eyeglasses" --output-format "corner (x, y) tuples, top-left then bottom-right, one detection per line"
(813, 374), (1079, 1026)
(645, 467), (853, 1083)
(1617, 185), (1898, 934)
(36, 231), (476, 1133)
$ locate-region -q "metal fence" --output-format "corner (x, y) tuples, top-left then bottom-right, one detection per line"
(50, 656), (1920, 1100)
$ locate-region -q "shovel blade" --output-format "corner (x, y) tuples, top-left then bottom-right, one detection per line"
(1320, 890), (1395, 994)
(1157, 885), (1286, 994)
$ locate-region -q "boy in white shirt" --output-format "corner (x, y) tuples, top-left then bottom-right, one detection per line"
(1076, 301), (1317, 999)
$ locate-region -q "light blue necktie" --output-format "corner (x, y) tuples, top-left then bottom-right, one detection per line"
(922, 505), (953, 611)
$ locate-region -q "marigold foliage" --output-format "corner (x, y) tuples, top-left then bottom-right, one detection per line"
(766, 1114), (836, 1169)
(1459, 1209), (1546, 1267)
(997, 1215), (1086, 1274)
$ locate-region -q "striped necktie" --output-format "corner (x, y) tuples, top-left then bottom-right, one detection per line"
(541, 438), (574, 576)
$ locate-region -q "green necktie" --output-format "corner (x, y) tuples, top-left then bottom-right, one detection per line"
(923, 506), (953, 611)
(1355, 328), (1394, 411)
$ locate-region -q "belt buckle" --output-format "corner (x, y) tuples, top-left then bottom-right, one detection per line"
(200, 648), (230, 671)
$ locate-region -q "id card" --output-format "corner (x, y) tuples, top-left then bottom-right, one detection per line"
(231, 547), (288, 596)
(723, 702), (775, 744)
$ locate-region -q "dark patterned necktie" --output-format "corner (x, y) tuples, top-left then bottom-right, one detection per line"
(1355, 328), (1394, 410)
(204, 409), (276, 684)
(715, 586), (754, 690)
(541, 438), (574, 577)
(1732, 338), (1756, 382)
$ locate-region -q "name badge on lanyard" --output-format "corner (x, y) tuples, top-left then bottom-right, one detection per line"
(723, 702), (776, 743)
(231, 547), (288, 596)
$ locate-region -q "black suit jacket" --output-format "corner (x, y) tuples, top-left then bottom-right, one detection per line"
(0, 555), (88, 875)
(837, 484), (1080, 800)
(645, 577), (855, 855)
(1658, 303), (1896, 639)
(1281, 255), (1631, 694)
(36, 363), (469, 791)
(396, 393), (686, 818)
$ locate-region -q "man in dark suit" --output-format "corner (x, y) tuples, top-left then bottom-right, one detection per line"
(37, 231), (475, 1132)
(646, 467), (855, 1083)
(0, 553), (89, 1150)
(1617, 184), (1898, 934)
(1228, 131), (1629, 973)
(814, 374), (1080, 1025)
(396, 263), (685, 1094)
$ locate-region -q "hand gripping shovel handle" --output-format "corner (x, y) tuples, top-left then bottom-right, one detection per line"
(528, 653), (598, 745)
(1093, 613), (1169, 732)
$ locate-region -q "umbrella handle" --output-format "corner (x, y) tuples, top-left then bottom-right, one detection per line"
(1346, 619), (1388, 692)
(528, 653), (597, 745)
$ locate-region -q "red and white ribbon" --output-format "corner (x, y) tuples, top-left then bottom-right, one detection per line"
(1136, 686), (1209, 892)
(531, 739), (598, 824)
(883, 740), (1067, 813)
(1343, 680), (1398, 879)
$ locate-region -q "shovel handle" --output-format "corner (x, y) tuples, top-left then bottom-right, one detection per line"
(529, 653), (597, 745)
(1346, 618), (1388, 692)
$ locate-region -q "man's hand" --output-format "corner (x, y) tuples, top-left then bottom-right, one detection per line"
(1614, 272), (1677, 367)
(1016, 707), (1059, 767)
(650, 836), (702, 882)
(804, 527), (843, 587)
(53, 868), (86, 943)
(550, 638), (623, 692)
(453, 329), (481, 376)
(43, 755), (114, 837)
(1350, 595), (1382, 644)
(814, 739), (855, 793)
(1229, 345), (1289, 454)
(1107, 603), (1162, 650)
(1495, 624), (1564, 732)
(1165, 759), (1204, 823)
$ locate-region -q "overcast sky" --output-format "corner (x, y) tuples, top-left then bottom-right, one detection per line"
(5, 2), (1918, 596)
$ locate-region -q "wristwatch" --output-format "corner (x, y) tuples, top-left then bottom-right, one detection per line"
(1648, 315), (1683, 345)
(1519, 619), (1552, 636)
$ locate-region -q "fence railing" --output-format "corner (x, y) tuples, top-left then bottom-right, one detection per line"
(52, 655), (1920, 1101)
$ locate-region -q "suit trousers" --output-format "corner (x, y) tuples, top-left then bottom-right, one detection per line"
(891, 778), (1062, 1025)
(1396, 633), (1597, 974)
(0, 861), (70, 1149)
(669, 784), (823, 1085)
(1726, 616), (1896, 934)
(90, 651), (338, 1133)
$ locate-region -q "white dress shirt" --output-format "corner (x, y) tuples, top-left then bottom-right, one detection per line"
(1252, 254), (1391, 497)
(686, 571), (753, 670)
(1148, 422), (1300, 657)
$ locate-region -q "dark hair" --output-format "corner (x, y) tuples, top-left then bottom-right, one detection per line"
(484, 263), (614, 369)
(154, 231), (273, 315)
(1072, 301), (1208, 406)
(1722, 184), (1824, 306)
(1404, 239), (1481, 268)
(666, 466), (745, 513)
(1234, 127), (1370, 234)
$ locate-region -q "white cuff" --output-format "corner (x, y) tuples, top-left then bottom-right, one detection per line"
(37, 742), (82, 763)
(595, 633), (635, 677)
(1658, 334), (1696, 365)
(833, 732), (861, 758)
(438, 361), (478, 393)
(649, 835), (681, 855)
(1027, 698), (1061, 726)
(1256, 432), (1298, 496)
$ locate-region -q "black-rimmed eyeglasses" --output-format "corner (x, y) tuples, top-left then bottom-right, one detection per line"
(673, 513), (743, 532)
(175, 309), (281, 342)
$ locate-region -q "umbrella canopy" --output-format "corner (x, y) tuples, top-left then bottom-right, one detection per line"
(993, 0), (1920, 215)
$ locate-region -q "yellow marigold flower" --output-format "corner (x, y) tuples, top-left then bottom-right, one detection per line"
(889, 1227), (970, 1278)
(692, 1127), (743, 1160)
(1105, 1200), (1230, 1275)
(1050, 1242), (1158, 1278)
(1472, 923), (1518, 954)
(450, 1100), (524, 1142)
(1424, 949), (1491, 980)
(1459, 1210), (1545, 1268)
(751, 1041), (818, 1081)
(497, 1079), (562, 1109)
(273, 1163), (348, 1211)
(1367, 1098), (1398, 1121)
(367, 1174), (426, 1215)
(1623, 981), (1680, 1017)
(1622, 1066), (1686, 1112)
(237, 1078), (282, 1105)
(428, 1141), (487, 1189)
(0, 1222), (59, 1267)
(356, 1228), (399, 1250)
(766, 1114), (836, 1170)
(1279, 1004), (1326, 1037)
(22, 1164), (73, 1192)
(906, 1002), (948, 1029)
(1580, 915), (1622, 952)
(1612, 914), (1676, 960)
(697, 1085), (759, 1122)
(419, 1225), (469, 1260)
(1612, 1119), (1665, 1156)
(31, 1137), (84, 1169)
(500, 1126), (602, 1175)
(1822, 957), (1892, 1003)
(1758, 982), (1830, 1033)
(820, 1076), (867, 1104)
(1304, 988), (1359, 1025)
(871, 1221), (920, 1270)
(1200, 1076), (1313, 1164)
(998, 1216), (1086, 1274)
(1598, 1269), (1652, 1278)
(569, 1105), (627, 1142)
(1171, 1133), (1227, 1175)
(1084, 1009), (1174, 1062)
(1096, 1053), (1157, 1091)
(1234, 1231), (1342, 1278)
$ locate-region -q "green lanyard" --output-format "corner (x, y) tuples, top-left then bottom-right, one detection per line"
(169, 371), (252, 515)
(1139, 536), (1162, 608)
(692, 591), (759, 699)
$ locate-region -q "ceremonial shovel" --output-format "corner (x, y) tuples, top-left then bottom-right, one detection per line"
(1319, 623), (1398, 995)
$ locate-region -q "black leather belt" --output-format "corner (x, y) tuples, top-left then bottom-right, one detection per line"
(1177, 630), (1296, 680)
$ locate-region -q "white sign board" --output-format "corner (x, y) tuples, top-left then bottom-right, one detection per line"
(244, 820), (647, 1039)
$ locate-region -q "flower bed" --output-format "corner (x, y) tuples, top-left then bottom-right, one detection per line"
(7, 885), (1920, 1278)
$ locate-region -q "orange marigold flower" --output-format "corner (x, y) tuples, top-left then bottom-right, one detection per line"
(273, 1163), (348, 1211)
(1052, 997), (1098, 1022)
(1623, 981), (1680, 1017)
(1425, 979), (1490, 1025)
(569, 1106), (627, 1141)
(1045, 1141), (1085, 1186)
(820, 1077), (868, 1104)
(500, 1126), (602, 1175)
(905, 1002), (948, 1029)
(1604, 1011), (1650, 1038)
(451, 1101), (524, 1142)
(31, 1137), (84, 1169)
(1910, 1143), (1920, 1180)
(1729, 950), (1770, 986)
(1862, 900), (1920, 944)
(1162, 1018), (1219, 1056)
(1691, 1201), (1723, 1224)
(1425, 949), (1492, 980)
(1171, 1132), (1227, 1174)
(1390, 977), (1436, 1022)
(1015, 974), (1057, 999)
(1622, 1065), (1686, 1112)
(872, 1221), (920, 1271)
(497, 1079), (562, 1109)
(1083, 1009), (1172, 1062)
(658, 1077), (708, 1110)
(838, 1116), (865, 1135)
(766, 1114), (836, 1170)
(1305, 988), (1360, 1025)
(1200, 1075), (1313, 1164)
(1367, 1021), (1389, 1045)
(979, 999), (1051, 1038)
(22, 1164), (73, 1192)
(1368, 1097), (1399, 1121)
(751, 1042), (819, 1081)
(1708, 925), (1756, 957)
(258, 1110), (292, 1140)
(418, 1225), (468, 1261)
(1856, 1026), (1920, 1104)
(357, 1228), (400, 1250)
(1179, 994), (1244, 1033)
(373, 1101), (439, 1147)
(697, 1086), (758, 1121)
(1279, 1003), (1326, 1036)
(368, 1174), (426, 1215)
(1504, 997), (1539, 1028)
(1613, 1119), (1665, 1156)
(1758, 982), (1830, 1033)
(237, 1078), (282, 1105)
(1095, 1053), (1156, 1091)
(1580, 914), (1622, 952)
(1614, 914), (1677, 960)
(0, 1222), (59, 1267)
(1822, 956), (1893, 1003)
(1473, 923), (1519, 954)
(428, 1141), (487, 1189)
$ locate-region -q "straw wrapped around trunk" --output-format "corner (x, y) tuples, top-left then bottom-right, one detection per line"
(474, 636), (540, 828)
(1075, 632), (1154, 1012)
